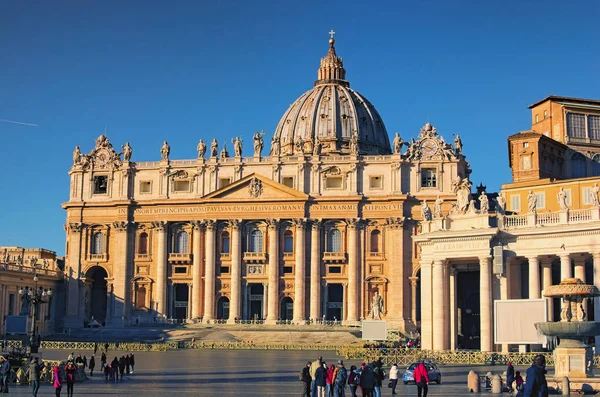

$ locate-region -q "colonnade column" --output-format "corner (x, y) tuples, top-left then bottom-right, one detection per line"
(152, 221), (168, 317)
(266, 219), (280, 323)
(346, 218), (359, 324)
(541, 258), (553, 321)
(310, 220), (322, 321)
(262, 282), (268, 318)
(480, 256), (493, 352)
(560, 254), (572, 281)
(449, 268), (457, 351)
(64, 223), (84, 327)
(528, 256), (540, 299)
(574, 257), (586, 281)
(191, 221), (204, 319)
(228, 219), (242, 323)
(432, 259), (445, 351)
(409, 277), (418, 325)
(203, 220), (217, 321)
(420, 260), (433, 350)
(593, 252), (600, 352)
(293, 219), (307, 323)
(112, 221), (132, 327)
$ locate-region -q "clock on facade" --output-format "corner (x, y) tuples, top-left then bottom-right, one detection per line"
(95, 148), (111, 166)
(421, 139), (438, 157)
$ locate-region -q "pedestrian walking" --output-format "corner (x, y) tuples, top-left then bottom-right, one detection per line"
(413, 360), (429, 397)
(53, 366), (62, 397)
(0, 355), (10, 393)
(111, 357), (119, 381)
(301, 361), (312, 397)
(326, 363), (334, 397)
(82, 356), (87, 370)
(100, 352), (106, 372)
(523, 355), (549, 397)
(104, 342), (109, 353)
(333, 360), (347, 397)
(347, 365), (360, 397)
(389, 363), (398, 395)
(89, 355), (95, 377)
(93, 343), (98, 355)
(506, 361), (515, 392)
(104, 363), (111, 381)
(359, 363), (375, 397)
(515, 370), (524, 396)
(315, 361), (327, 397)
(372, 361), (384, 397)
(30, 357), (45, 397)
(65, 361), (78, 397)
(129, 354), (135, 374)
(125, 355), (130, 374)
(118, 356), (125, 379)
(310, 356), (323, 397)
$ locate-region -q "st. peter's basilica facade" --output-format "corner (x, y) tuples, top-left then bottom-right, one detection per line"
(63, 36), (472, 333)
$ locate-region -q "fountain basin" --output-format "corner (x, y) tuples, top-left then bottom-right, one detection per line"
(536, 321), (600, 338)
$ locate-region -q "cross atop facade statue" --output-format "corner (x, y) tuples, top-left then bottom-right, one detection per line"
(329, 29), (336, 39)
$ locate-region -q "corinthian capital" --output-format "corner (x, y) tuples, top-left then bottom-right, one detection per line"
(191, 220), (205, 231)
(310, 219), (322, 231)
(228, 219), (242, 229)
(68, 222), (84, 234)
(112, 221), (130, 232)
(385, 217), (404, 229)
(205, 219), (217, 230)
(346, 218), (361, 229)
(151, 220), (168, 231)
(292, 218), (307, 229)
(265, 218), (279, 229)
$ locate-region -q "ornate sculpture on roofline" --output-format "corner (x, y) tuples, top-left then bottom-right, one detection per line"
(349, 131), (359, 155)
(122, 142), (132, 162)
(271, 136), (280, 157)
(421, 200), (432, 221)
(232, 137), (243, 157)
(220, 143), (229, 159)
(393, 132), (405, 154)
(528, 190), (537, 213)
(454, 134), (463, 155)
(591, 183), (600, 208)
(160, 141), (170, 161)
(479, 191), (489, 214)
(557, 187), (569, 211)
(253, 131), (264, 157)
(496, 195), (506, 215)
(313, 137), (322, 156)
(197, 139), (206, 159)
(75, 134), (122, 170)
(210, 138), (219, 158)
(434, 196), (443, 218)
(451, 177), (472, 214)
(73, 146), (81, 165)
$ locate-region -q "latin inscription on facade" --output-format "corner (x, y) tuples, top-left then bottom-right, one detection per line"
(120, 204), (305, 216)
(433, 240), (490, 252)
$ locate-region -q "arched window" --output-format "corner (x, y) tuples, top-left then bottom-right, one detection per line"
(592, 154), (600, 176)
(92, 232), (105, 254)
(221, 231), (230, 254)
(328, 229), (342, 253)
(138, 232), (148, 255)
(175, 231), (189, 253)
(283, 230), (293, 253)
(250, 230), (263, 253)
(370, 230), (380, 253)
(572, 152), (587, 178)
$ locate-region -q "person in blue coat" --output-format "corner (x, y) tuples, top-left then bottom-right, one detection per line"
(523, 355), (548, 397)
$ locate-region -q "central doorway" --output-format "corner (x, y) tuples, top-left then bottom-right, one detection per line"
(326, 284), (343, 321)
(280, 297), (293, 321)
(248, 284), (264, 320)
(217, 296), (230, 320)
(86, 266), (108, 324)
(172, 284), (189, 320)
(457, 271), (480, 350)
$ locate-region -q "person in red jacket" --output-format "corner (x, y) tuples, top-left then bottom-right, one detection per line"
(413, 361), (429, 397)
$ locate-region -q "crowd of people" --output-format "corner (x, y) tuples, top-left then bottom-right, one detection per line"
(505, 355), (548, 397)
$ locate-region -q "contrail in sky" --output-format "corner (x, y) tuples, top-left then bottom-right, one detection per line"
(0, 119), (38, 127)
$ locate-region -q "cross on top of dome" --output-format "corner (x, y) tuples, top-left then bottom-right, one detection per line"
(316, 31), (347, 87)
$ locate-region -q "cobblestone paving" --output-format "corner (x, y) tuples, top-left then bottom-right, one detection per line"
(6, 349), (503, 395)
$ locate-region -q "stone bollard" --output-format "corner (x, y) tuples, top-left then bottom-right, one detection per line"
(467, 370), (480, 393)
(561, 377), (570, 396)
(491, 374), (502, 394)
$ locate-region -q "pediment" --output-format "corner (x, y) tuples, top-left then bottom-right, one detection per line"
(202, 173), (308, 201)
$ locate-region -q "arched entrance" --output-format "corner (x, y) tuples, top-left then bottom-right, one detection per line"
(247, 283), (264, 320)
(280, 297), (293, 321)
(86, 266), (108, 324)
(217, 296), (230, 320)
(172, 284), (189, 320)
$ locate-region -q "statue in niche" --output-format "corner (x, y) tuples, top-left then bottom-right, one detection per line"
(271, 136), (280, 156)
(73, 146), (82, 165)
(160, 141), (170, 161)
(253, 131), (264, 157)
(210, 138), (218, 158)
(528, 190), (537, 213)
(313, 137), (322, 156)
(496, 196), (506, 215)
(232, 137), (243, 157)
(392, 132), (404, 154)
(371, 290), (384, 320)
(479, 191), (489, 214)
(122, 142), (132, 162)
(433, 195), (443, 218)
(557, 187), (569, 211)
(591, 183), (600, 207)
(197, 139), (206, 158)
(421, 200), (432, 221)
(220, 143), (229, 159)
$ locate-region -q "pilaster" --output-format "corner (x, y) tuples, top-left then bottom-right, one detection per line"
(310, 220), (322, 320)
(266, 219), (280, 323)
(152, 221), (168, 317)
(64, 222), (84, 328)
(203, 220), (217, 321)
(346, 218), (359, 324)
(293, 218), (307, 323)
(191, 221), (205, 319)
(479, 256), (493, 352)
(112, 221), (132, 327)
(228, 219), (242, 323)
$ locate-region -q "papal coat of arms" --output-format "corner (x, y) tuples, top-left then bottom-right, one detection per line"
(248, 177), (263, 198)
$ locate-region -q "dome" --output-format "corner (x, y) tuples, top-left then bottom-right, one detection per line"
(270, 36), (391, 156)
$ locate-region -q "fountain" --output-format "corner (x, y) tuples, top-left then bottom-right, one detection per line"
(536, 278), (600, 386)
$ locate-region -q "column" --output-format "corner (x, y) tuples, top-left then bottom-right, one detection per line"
(106, 282), (114, 321)
(528, 256), (540, 299)
(541, 258), (553, 321)
(432, 259), (445, 351)
(228, 220), (242, 323)
(187, 283), (193, 319)
(480, 256), (493, 352)
(293, 219), (307, 323)
(266, 219), (279, 323)
(310, 220), (322, 321)
(342, 283), (347, 321)
(574, 257), (586, 281)
(64, 223), (84, 328)
(262, 282), (268, 319)
(449, 268), (457, 351)
(112, 221), (131, 327)
(203, 220), (217, 321)
(242, 282), (248, 320)
(420, 260), (433, 350)
(322, 282), (328, 321)
(152, 221), (168, 317)
(593, 252), (600, 352)
(560, 254), (572, 281)
(191, 221), (204, 319)
(346, 219), (359, 323)
(409, 277), (418, 325)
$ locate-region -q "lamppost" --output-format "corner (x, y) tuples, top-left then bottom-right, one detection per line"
(19, 272), (52, 354)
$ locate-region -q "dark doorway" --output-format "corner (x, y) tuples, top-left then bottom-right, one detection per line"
(217, 296), (230, 320)
(173, 284), (189, 320)
(457, 271), (480, 350)
(87, 266), (108, 323)
(326, 284), (343, 321)
(248, 284), (264, 320)
(280, 297), (293, 320)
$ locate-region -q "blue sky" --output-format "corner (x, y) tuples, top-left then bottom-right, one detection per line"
(1, 0), (599, 254)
